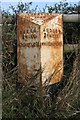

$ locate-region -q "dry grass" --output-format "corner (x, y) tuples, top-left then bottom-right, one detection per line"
(55, 48), (80, 119)
(2, 47), (80, 119)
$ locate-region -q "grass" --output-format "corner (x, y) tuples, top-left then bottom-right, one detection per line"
(2, 50), (80, 120)
(2, 14), (80, 119)
(2, 43), (80, 119)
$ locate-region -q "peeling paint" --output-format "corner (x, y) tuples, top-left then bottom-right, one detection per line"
(17, 14), (63, 86)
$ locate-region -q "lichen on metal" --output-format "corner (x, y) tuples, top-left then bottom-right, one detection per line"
(17, 14), (63, 86)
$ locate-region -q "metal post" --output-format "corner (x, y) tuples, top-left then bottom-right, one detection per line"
(63, 14), (80, 22)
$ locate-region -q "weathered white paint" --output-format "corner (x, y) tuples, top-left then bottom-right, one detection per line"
(17, 14), (63, 85)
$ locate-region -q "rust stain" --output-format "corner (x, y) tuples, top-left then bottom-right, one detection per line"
(17, 14), (63, 86)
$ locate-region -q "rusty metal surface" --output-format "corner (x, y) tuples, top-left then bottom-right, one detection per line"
(17, 14), (63, 85)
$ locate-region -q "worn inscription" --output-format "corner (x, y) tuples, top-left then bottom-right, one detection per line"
(20, 28), (62, 40)
(43, 28), (62, 39)
(19, 41), (62, 47)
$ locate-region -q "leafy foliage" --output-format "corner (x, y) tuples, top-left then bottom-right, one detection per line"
(48, 1), (78, 14)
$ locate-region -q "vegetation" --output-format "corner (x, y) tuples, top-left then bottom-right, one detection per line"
(2, 1), (80, 119)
